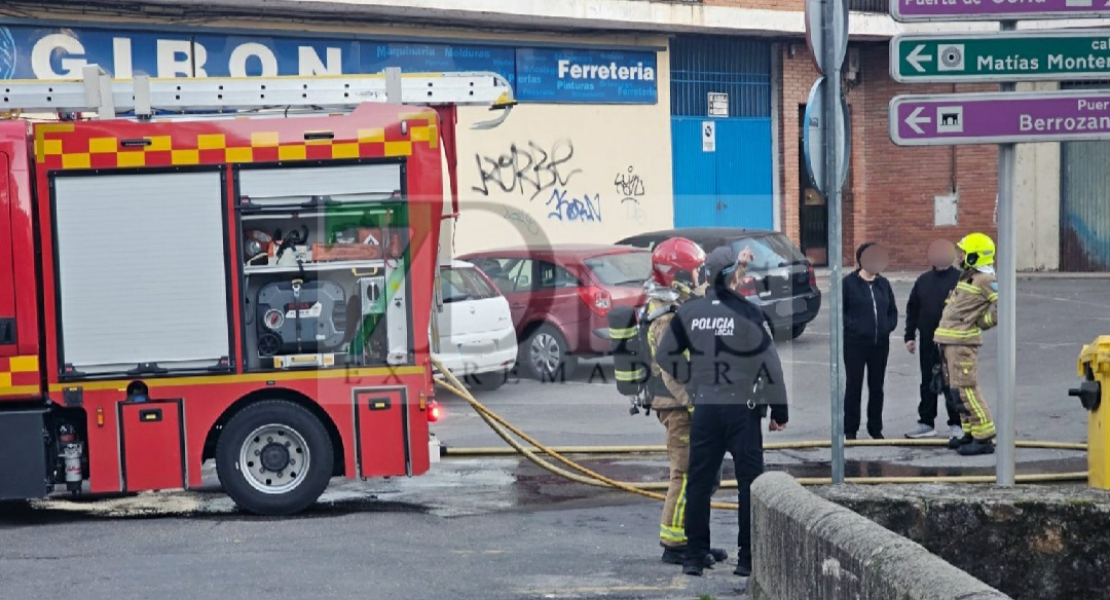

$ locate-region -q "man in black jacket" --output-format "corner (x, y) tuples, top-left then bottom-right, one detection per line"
(657, 245), (789, 579)
(842, 242), (898, 440)
(903, 239), (963, 440)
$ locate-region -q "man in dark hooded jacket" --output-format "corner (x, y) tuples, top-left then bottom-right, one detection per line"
(657, 245), (789, 579)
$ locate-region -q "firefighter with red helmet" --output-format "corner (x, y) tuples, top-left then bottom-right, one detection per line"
(643, 238), (728, 567)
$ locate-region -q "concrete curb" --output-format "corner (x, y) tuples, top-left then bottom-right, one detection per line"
(750, 472), (1012, 600)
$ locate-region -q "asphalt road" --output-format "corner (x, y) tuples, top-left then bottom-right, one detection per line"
(1, 278), (1105, 600)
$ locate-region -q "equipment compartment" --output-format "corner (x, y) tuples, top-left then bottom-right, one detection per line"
(119, 400), (185, 492)
(235, 161), (413, 372)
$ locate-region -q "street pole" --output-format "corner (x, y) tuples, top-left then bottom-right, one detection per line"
(824, 0), (846, 484)
(996, 20), (1017, 487)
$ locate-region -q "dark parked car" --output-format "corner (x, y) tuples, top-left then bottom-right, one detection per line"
(457, 244), (651, 380)
(616, 228), (821, 339)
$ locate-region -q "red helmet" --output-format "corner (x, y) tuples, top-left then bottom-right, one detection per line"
(651, 237), (706, 287)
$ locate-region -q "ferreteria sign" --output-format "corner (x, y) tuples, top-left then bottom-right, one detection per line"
(892, 30), (1110, 83)
(889, 90), (1110, 146)
(892, 0), (1110, 22)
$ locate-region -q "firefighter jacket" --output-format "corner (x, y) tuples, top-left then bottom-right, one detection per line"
(644, 281), (704, 411)
(656, 284), (789, 424)
(933, 267), (998, 346)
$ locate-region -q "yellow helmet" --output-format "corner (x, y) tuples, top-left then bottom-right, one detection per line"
(957, 232), (995, 268)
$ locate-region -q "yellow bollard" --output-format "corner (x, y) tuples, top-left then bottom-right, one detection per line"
(1072, 336), (1110, 489)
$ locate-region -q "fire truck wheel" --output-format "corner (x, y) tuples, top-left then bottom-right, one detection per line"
(216, 400), (334, 516)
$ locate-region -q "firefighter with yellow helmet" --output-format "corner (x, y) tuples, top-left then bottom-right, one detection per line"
(934, 232), (999, 456)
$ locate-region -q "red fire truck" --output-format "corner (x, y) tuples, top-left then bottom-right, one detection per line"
(0, 66), (514, 515)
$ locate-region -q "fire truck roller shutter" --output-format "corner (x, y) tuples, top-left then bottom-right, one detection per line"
(52, 171), (230, 373)
(236, 163), (401, 206)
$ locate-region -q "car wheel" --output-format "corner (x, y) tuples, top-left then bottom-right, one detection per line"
(522, 324), (577, 382)
(465, 370), (508, 391)
(791, 323), (807, 339)
(216, 400), (334, 516)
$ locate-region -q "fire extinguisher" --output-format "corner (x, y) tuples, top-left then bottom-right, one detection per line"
(58, 423), (83, 495)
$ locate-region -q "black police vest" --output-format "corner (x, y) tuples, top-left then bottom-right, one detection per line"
(674, 288), (785, 405)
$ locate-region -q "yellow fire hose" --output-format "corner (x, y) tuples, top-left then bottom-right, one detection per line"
(430, 359), (1088, 511)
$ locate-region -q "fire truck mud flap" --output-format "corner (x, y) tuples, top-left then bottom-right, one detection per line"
(214, 400), (334, 516)
(0, 409), (49, 500)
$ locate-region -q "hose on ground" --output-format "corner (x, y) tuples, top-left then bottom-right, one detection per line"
(442, 439), (1087, 456)
(433, 365), (742, 510)
(430, 361), (1088, 511)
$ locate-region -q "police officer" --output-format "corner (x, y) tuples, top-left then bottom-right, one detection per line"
(657, 245), (789, 578)
(642, 237), (727, 567)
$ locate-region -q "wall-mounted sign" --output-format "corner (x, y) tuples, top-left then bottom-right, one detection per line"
(708, 92), (729, 117)
(0, 23), (657, 105)
(515, 48), (656, 104)
(702, 121), (716, 152)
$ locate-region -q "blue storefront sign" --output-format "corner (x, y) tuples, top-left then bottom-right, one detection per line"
(515, 48), (656, 103)
(0, 23), (655, 104)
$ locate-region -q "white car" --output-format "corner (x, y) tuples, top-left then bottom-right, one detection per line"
(431, 260), (518, 390)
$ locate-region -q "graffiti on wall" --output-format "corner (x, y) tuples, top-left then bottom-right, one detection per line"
(546, 189), (602, 223)
(615, 165), (647, 224)
(615, 165), (646, 199)
(472, 140), (583, 201)
(501, 205), (541, 235)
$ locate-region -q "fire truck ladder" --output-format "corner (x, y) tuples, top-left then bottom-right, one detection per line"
(0, 65), (516, 129)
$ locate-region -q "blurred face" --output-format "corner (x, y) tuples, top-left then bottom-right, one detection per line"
(927, 239), (957, 269)
(859, 245), (889, 274)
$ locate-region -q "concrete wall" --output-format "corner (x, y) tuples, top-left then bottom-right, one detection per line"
(750, 472), (1012, 600)
(818, 483), (1110, 600)
(1014, 83), (1061, 272)
(448, 79), (674, 256)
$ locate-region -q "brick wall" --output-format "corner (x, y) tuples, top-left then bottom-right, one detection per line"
(779, 42), (999, 270)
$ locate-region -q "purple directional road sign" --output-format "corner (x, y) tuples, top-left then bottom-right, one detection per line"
(891, 0), (1110, 22)
(890, 90), (1110, 146)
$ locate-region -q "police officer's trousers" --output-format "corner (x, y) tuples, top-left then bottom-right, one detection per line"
(683, 400), (764, 566)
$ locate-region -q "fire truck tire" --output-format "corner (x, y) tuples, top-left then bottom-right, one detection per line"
(215, 400), (334, 516)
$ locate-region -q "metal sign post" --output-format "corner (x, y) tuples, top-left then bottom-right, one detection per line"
(996, 20), (1017, 489)
(805, 0), (850, 484)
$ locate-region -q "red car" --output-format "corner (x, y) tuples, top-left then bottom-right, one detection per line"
(458, 245), (651, 380)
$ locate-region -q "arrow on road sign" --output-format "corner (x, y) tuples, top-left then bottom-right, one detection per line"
(906, 45), (932, 73)
(905, 106), (930, 134)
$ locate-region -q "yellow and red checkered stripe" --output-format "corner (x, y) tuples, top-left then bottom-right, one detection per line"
(34, 112), (438, 170)
(0, 355), (41, 397)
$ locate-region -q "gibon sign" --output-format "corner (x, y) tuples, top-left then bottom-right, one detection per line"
(0, 24), (657, 104)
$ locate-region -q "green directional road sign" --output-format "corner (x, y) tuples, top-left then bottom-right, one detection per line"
(892, 30), (1110, 83)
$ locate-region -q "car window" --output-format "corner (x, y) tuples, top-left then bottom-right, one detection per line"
(537, 261), (580, 289)
(730, 234), (807, 271)
(440, 266), (499, 303)
(468, 257), (535, 293)
(584, 252), (652, 286)
(505, 258), (535, 292)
